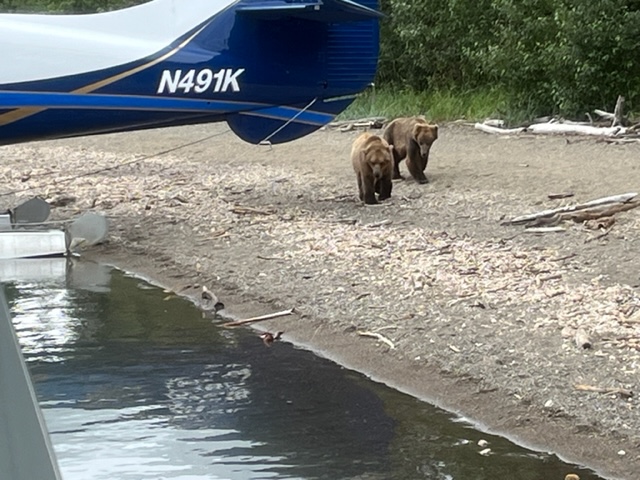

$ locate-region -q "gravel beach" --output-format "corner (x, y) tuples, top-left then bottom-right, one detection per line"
(2, 122), (639, 479)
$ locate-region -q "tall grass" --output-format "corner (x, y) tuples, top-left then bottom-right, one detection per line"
(339, 86), (532, 125)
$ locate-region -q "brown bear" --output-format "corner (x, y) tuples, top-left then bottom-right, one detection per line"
(350, 132), (394, 205)
(382, 116), (438, 184)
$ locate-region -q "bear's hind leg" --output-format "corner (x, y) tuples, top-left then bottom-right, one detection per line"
(407, 141), (429, 184)
(391, 148), (404, 180)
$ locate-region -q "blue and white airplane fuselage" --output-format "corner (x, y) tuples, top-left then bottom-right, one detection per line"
(0, 0), (381, 145)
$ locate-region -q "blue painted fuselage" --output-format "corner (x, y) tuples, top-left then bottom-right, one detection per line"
(0, 0), (381, 145)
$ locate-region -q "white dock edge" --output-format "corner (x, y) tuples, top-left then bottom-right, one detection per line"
(0, 287), (63, 480)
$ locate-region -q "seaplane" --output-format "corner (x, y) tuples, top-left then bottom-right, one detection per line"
(1, 3), (382, 478)
(0, 0), (383, 147)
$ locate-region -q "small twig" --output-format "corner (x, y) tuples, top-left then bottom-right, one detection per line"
(538, 273), (562, 283)
(372, 325), (400, 332)
(574, 384), (633, 399)
(545, 289), (566, 298)
(524, 226), (566, 234)
(550, 253), (577, 262)
(211, 229), (230, 238)
(326, 218), (358, 225)
(548, 192), (575, 200)
(356, 330), (396, 349)
(365, 219), (392, 228)
(319, 194), (357, 203)
(257, 254), (285, 261)
(222, 308), (295, 327)
(446, 293), (476, 307)
(230, 205), (276, 215)
(486, 283), (509, 294)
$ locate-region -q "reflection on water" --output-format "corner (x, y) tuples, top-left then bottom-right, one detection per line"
(3, 258), (604, 480)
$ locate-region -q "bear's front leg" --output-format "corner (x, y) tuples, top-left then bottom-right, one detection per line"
(406, 158), (428, 184)
(407, 141), (428, 184)
(377, 175), (393, 200)
(362, 177), (378, 205)
(356, 173), (365, 201)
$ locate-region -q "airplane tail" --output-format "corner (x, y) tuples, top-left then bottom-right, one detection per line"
(222, 0), (383, 144)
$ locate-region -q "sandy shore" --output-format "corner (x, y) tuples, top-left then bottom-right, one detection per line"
(1, 122), (639, 479)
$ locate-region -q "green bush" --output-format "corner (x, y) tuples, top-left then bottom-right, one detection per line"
(379, 0), (640, 118)
(0, 0), (139, 13)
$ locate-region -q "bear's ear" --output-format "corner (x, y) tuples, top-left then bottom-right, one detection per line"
(432, 124), (438, 139)
(412, 124), (421, 138)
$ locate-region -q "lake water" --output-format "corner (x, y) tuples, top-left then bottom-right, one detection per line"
(2, 258), (604, 480)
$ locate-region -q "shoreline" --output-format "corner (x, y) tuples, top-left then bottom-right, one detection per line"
(2, 123), (639, 479)
(90, 246), (629, 480)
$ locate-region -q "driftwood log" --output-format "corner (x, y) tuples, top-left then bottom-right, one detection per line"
(477, 97), (632, 136)
(613, 95), (626, 127)
(474, 123), (525, 135)
(327, 117), (387, 131)
(568, 201), (640, 222)
(593, 96), (626, 127)
(527, 123), (626, 136)
(504, 192), (638, 225)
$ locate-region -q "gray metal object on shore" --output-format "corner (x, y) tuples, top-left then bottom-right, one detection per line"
(0, 198), (109, 259)
(0, 287), (63, 480)
(11, 197), (51, 226)
(66, 211), (109, 249)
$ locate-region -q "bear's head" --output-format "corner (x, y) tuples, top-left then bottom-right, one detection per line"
(412, 124), (438, 160)
(363, 137), (393, 179)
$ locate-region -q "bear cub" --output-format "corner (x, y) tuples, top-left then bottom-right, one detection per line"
(351, 132), (394, 205)
(383, 116), (438, 184)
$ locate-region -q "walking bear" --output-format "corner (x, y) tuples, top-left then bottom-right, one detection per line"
(351, 132), (394, 205)
(383, 116), (438, 184)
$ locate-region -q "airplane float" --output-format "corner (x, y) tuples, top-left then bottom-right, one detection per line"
(0, 0), (382, 147)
